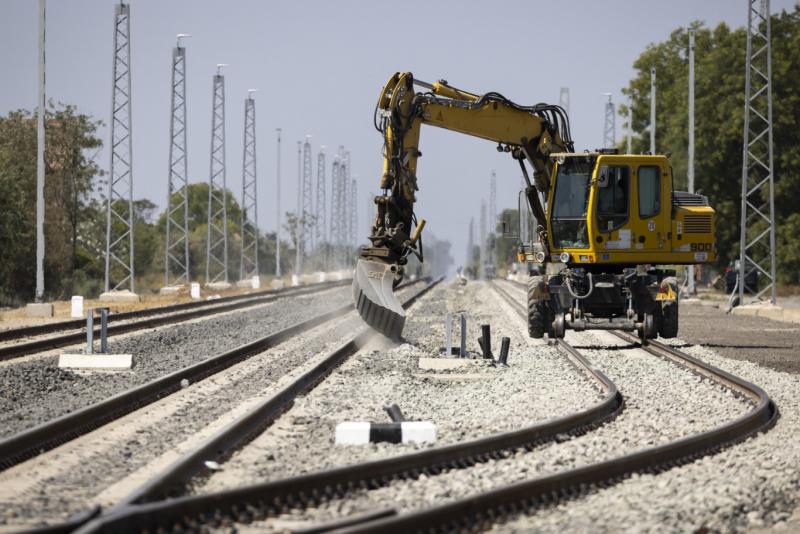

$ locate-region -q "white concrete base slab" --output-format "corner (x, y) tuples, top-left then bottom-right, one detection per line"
(26, 303), (54, 318)
(271, 279), (286, 289)
(206, 282), (232, 291)
(313, 271), (327, 283)
(99, 290), (141, 303)
(418, 357), (472, 370)
(58, 353), (133, 370)
(159, 285), (185, 296)
(236, 280), (252, 288)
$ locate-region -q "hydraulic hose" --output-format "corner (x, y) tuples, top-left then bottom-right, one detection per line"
(565, 272), (594, 300)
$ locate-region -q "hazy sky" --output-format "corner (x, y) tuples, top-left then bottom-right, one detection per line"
(2, 0), (796, 270)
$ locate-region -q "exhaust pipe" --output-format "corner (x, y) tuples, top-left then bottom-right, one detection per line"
(352, 259), (406, 340)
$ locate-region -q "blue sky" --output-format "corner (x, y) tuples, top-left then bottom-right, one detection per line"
(1, 0), (796, 268)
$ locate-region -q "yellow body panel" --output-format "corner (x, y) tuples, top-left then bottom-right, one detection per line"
(546, 155), (717, 266)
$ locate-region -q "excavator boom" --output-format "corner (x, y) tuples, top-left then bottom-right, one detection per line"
(353, 72), (572, 338)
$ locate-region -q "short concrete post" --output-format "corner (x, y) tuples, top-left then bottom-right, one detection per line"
(445, 313), (452, 357)
(99, 308), (109, 354)
(251, 276), (260, 289)
(460, 314), (467, 358)
(71, 296), (84, 318)
(190, 282), (201, 299)
(85, 310), (94, 354)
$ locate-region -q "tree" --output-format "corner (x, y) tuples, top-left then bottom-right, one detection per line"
(621, 6), (800, 282)
(0, 104), (103, 304)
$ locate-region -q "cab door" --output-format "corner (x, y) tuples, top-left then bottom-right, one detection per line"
(632, 163), (670, 252)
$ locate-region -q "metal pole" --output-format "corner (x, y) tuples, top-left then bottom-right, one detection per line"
(650, 67), (656, 154)
(627, 94), (633, 154)
(687, 29), (696, 295)
(295, 140), (302, 275)
(275, 128), (281, 277)
(35, 0), (46, 302)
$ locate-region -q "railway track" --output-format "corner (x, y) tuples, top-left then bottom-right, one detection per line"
(0, 278), (382, 471)
(7, 278), (439, 534)
(0, 279), (350, 362)
(56, 279), (624, 534)
(11, 279), (778, 533)
(331, 281), (776, 532)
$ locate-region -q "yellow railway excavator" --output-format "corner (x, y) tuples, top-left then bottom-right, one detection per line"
(353, 72), (716, 341)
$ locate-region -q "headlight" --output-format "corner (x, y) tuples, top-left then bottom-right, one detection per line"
(559, 252), (571, 263)
(534, 251), (546, 263)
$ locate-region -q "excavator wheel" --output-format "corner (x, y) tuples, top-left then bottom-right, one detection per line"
(527, 276), (548, 339)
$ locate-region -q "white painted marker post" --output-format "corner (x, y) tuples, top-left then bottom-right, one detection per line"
(70, 296), (84, 318)
(190, 282), (200, 299)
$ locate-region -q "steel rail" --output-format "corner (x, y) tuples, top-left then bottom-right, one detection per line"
(0, 279), (409, 472)
(65, 280), (623, 534)
(332, 288), (778, 533)
(0, 280), (351, 361)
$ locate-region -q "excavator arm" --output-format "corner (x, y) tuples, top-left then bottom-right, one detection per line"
(353, 72), (573, 339)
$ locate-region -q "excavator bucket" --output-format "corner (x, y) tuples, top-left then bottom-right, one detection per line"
(352, 259), (406, 340)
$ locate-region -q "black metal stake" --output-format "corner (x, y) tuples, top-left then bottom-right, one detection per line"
(498, 336), (510, 365)
(384, 404), (405, 423)
(99, 308), (109, 354)
(480, 324), (493, 359)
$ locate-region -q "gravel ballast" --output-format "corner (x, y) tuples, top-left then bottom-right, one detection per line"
(215, 280), (759, 532)
(198, 280), (607, 512)
(0, 285), (352, 438)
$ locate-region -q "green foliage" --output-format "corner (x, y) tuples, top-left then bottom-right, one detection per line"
(621, 6), (800, 283)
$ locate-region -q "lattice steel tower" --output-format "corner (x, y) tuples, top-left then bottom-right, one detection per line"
(341, 150), (351, 255)
(316, 146), (327, 254)
(350, 178), (358, 252)
(603, 93), (616, 149)
(488, 171), (497, 268)
(329, 155), (342, 269)
(105, 2), (135, 293)
(206, 64), (229, 284)
(479, 200), (487, 280)
(739, 0), (776, 305)
(301, 136), (314, 259)
(240, 90), (258, 281)
(164, 33), (191, 287)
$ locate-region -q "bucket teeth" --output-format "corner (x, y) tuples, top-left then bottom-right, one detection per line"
(352, 259), (406, 340)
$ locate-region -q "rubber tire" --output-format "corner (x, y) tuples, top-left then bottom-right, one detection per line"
(660, 301), (679, 338)
(527, 276), (547, 339)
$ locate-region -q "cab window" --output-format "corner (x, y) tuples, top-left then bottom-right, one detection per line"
(596, 165), (629, 232)
(638, 166), (661, 218)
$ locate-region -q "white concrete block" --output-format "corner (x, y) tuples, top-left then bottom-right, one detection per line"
(58, 353), (133, 370)
(401, 421), (436, 444)
(71, 296), (84, 318)
(206, 281), (232, 291)
(190, 283), (201, 299)
(418, 357), (471, 370)
(291, 274), (300, 287)
(26, 303), (54, 318)
(313, 271), (327, 283)
(335, 421), (371, 445)
(251, 276), (261, 289)
(99, 290), (141, 303)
